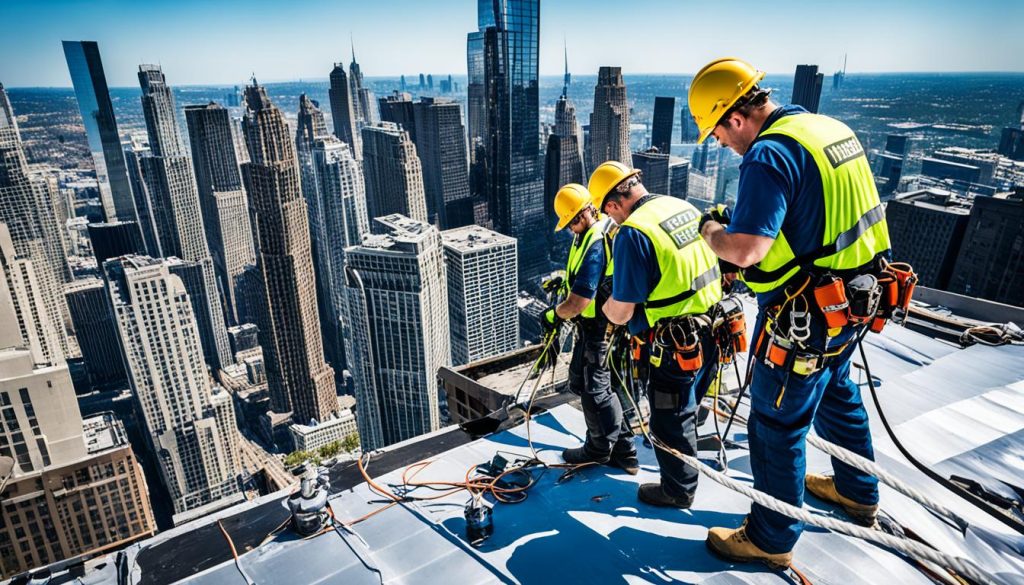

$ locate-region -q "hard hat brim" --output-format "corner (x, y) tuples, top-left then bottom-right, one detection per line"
(693, 66), (766, 145)
(555, 201), (588, 231)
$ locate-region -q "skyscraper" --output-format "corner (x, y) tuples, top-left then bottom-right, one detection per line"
(64, 278), (126, 388)
(343, 214), (450, 450)
(378, 91), (417, 142)
(632, 148), (670, 195)
(349, 44), (378, 128)
(105, 255), (242, 522)
(688, 141), (718, 205)
(668, 159), (690, 199)
(328, 63), (362, 158)
(651, 96), (675, 155)
(413, 97), (472, 228)
(361, 122), (428, 226)
(544, 52), (585, 251)
(137, 65), (232, 370)
(123, 138), (163, 256)
(0, 270), (154, 578)
(884, 189), (971, 289)
(947, 194), (1024, 307)
(590, 66), (632, 172)
(0, 83), (70, 360)
(295, 94), (369, 393)
(442, 225), (518, 366)
(0, 224), (63, 366)
(240, 82), (337, 427)
(792, 64), (824, 114)
(184, 102), (257, 326)
(61, 41), (138, 225)
(680, 103), (699, 143)
(467, 0), (545, 280)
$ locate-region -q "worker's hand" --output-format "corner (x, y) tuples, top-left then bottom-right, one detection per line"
(699, 204), (731, 236)
(540, 306), (564, 333)
(541, 275), (564, 294)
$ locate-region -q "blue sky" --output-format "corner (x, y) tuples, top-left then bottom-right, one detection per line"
(1, 0), (1022, 87)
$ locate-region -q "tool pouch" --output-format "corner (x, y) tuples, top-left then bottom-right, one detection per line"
(886, 262), (918, 324)
(846, 273), (880, 325)
(814, 275), (850, 331)
(674, 341), (703, 372)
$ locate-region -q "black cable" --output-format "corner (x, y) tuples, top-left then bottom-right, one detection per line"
(859, 338), (1024, 536)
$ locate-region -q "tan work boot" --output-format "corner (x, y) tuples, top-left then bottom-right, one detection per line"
(706, 525), (793, 568)
(805, 473), (878, 527)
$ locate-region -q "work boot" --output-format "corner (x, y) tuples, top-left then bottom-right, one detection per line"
(637, 483), (693, 509)
(805, 473), (878, 527)
(706, 525), (793, 568)
(609, 451), (639, 475)
(561, 446), (609, 466)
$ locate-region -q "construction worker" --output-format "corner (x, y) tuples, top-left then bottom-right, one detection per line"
(689, 57), (891, 566)
(544, 183), (638, 473)
(591, 162), (723, 508)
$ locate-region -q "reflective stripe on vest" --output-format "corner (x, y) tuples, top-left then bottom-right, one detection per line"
(740, 113), (892, 293)
(565, 217), (613, 319)
(620, 195), (723, 329)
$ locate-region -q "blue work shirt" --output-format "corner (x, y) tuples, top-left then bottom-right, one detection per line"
(727, 105), (825, 306)
(611, 196), (662, 335)
(569, 230), (607, 300)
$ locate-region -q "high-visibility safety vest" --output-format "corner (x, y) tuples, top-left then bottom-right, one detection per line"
(620, 196), (723, 329)
(740, 113), (891, 293)
(563, 216), (614, 319)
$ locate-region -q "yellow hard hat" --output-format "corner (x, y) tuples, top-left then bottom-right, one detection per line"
(553, 183), (591, 231)
(688, 57), (766, 144)
(588, 160), (639, 211)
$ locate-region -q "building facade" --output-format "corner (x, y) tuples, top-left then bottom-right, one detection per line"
(632, 148), (670, 196)
(361, 122), (428, 226)
(328, 63), (362, 158)
(792, 64), (824, 114)
(651, 96), (675, 155)
(64, 278), (127, 389)
(413, 97), (472, 229)
(947, 194), (1024, 307)
(589, 66), (632, 172)
(343, 215), (450, 450)
(884, 189), (971, 289)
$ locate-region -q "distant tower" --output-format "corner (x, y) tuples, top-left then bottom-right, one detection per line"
(361, 122), (428, 226)
(328, 63), (362, 158)
(632, 148), (670, 195)
(105, 255), (242, 522)
(184, 102), (257, 326)
(544, 47), (585, 261)
(241, 81), (337, 427)
(137, 65), (232, 370)
(651, 96), (675, 155)
(0, 83), (71, 360)
(400, 75), (407, 92)
(442, 225), (518, 366)
(832, 54), (847, 91)
(427, 74), (434, 91)
(419, 73), (426, 90)
(61, 41), (138, 226)
(377, 90), (417, 142)
(65, 278), (126, 388)
(349, 40), (378, 127)
(792, 64), (824, 113)
(589, 66), (631, 172)
(413, 97), (472, 228)
(343, 214), (450, 450)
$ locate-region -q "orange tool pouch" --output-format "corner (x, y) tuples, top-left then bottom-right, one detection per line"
(886, 262), (918, 321)
(674, 342), (703, 372)
(813, 276), (850, 330)
(727, 311), (748, 354)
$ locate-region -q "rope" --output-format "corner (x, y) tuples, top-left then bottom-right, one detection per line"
(607, 334), (1001, 585)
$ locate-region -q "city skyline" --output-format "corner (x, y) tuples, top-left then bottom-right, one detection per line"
(2, 0), (1023, 88)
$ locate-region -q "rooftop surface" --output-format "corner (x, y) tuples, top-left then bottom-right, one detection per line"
(9, 295), (1024, 584)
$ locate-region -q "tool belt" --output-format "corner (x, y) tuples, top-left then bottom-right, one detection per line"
(640, 312), (714, 373)
(754, 257), (917, 377)
(712, 294), (748, 365)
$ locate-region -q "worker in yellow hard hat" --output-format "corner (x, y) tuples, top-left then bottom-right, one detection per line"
(544, 183), (637, 473)
(591, 160), (724, 509)
(690, 57), (891, 567)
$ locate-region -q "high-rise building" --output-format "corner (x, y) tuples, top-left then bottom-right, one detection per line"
(413, 97), (472, 228)
(122, 138), (162, 256)
(349, 45), (378, 128)
(61, 41), (138, 225)
(792, 64), (824, 114)
(651, 96), (675, 155)
(361, 122), (428, 227)
(884, 189), (971, 289)
(680, 102), (699, 144)
(467, 0), (545, 280)
(105, 255), (242, 523)
(832, 54), (847, 91)
(343, 214), (450, 450)
(441, 225), (518, 366)
(885, 134), (910, 157)
(86, 220), (146, 265)
(328, 63), (362, 158)
(240, 82), (337, 427)
(136, 65), (232, 370)
(0, 83), (71, 360)
(64, 278), (126, 388)
(0, 224), (63, 366)
(427, 74), (434, 90)
(632, 148), (671, 196)
(544, 53), (585, 254)
(295, 94), (369, 393)
(377, 91), (417, 142)
(400, 74), (407, 92)
(0, 254), (154, 579)
(947, 194), (1024, 307)
(877, 134), (910, 195)
(419, 73), (426, 90)
(669, 159), (690, 199)
(688, 141), (718, 204)
(590, 66), (632, 174)
(184, 102), (257, 326)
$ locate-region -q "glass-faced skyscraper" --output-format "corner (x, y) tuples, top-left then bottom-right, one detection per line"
(467, 0), (545, 281)
(62, 41), (138, 226)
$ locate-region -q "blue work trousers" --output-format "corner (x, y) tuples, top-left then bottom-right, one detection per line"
(745, 310), (880, 554)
